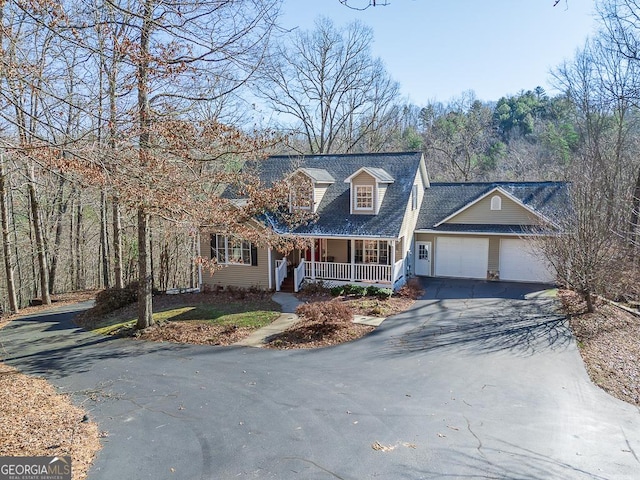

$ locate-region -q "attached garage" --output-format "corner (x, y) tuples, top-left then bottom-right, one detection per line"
(435, 237), (489, 279)
(499, 238), (555, 283)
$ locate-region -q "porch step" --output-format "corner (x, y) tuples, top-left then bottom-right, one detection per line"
(279, 277), (295, 293)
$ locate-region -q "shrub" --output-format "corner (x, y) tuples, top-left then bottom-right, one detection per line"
(226, 285), (246, 299)
(348, 285), (366, 297)
(376, 288), (393, 299)
(93, 282), (138, 314)
(330, 285), (345, 297)
(366, 285), (380, 297)
(296, 300), (353, 324)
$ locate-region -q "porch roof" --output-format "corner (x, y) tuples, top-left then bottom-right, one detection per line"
(248, 152), (424, 238)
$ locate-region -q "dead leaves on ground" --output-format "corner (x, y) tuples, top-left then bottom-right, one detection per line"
(0, 363), (101, 480)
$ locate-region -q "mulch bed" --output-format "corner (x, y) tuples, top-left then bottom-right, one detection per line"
(561, 290), (640, 406)
(264, 288), (418, 349)
(265, 316), (375, 349)
(132, 321), (257, 346)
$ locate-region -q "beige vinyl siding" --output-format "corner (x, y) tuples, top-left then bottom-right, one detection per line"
(395, 238), (403, 259)
(313, 184), (330, 213)
(397, 169), (426, 257)
(415, 233), (435, 244)
(488, 237), (500, 273)
(326, 239), (349, 263)
(200, 234), (270, 289)
(351, 171), (376, 214)
(377, 185), (387, 215)
(447, 192), (541, 225)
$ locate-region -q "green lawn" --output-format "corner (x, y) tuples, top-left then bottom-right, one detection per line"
(91, 298), (281, 335)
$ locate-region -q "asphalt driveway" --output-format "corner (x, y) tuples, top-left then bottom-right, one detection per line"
(2, 279), (639, 479)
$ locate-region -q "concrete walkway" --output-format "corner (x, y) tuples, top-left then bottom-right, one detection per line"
(235, 292), (385, 347)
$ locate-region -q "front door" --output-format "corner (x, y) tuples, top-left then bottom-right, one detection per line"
(415, 241), (432, 276)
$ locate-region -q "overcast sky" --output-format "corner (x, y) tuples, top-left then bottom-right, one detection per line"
(279, 0), (598, 105)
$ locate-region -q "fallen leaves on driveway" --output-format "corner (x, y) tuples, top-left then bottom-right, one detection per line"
(371, 441), (417, 452)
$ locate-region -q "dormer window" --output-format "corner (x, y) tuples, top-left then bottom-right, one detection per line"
(355, 185), (373, 210)
(287, 168), (335, 213)
(345, 167), (394, 215)
(490, 195), (502, 211)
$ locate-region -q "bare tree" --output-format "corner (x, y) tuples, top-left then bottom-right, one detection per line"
(598, 0), (640, 245)
(257, 17), (400, 154)
(540, 34), (640, 310)
(422, 93), (501, 181)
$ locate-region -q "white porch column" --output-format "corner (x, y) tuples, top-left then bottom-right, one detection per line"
(390, 240), (396, 283)
(350, 238), (355, 282)
(268, 248), (273, 290)
(311, 240), (316, 279)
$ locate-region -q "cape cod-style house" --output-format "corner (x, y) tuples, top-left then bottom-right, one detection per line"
(200, 152), (567, 292)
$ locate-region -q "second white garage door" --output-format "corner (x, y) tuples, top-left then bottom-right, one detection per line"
(435, 237), (489, 279)
(499, 238), (555, 283)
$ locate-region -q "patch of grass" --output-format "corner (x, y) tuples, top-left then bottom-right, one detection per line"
(152, 302), (279, 328)
(93, 319), (136, 336)
(84, 297), (281, 336)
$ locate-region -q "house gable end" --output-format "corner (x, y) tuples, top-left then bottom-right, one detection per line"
(435, 187), (550, 227)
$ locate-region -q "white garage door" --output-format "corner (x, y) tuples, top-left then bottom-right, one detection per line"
(499, 239), (555, 283)
(435, 237), (489, 279)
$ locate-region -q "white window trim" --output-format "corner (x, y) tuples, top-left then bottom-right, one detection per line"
(354, 185), (374, 211)
(213, 234), (254, 266)
(354, 239), (389, 265)
(490, 195), (502, 211)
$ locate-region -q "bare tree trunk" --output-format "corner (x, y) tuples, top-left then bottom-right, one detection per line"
(48, 175), (66, 294)
(630, 168), (640, 247)
(27, 163), (50, 305)
(75, 190), (85, 290)
(113, 199), (124, 288)
(137, 207), (153, 329)
(190, 233), (196, 289)
(136, 0), (154, 329)
(0, 153), (18, 313)
(9, 181), (24, 307)
(69, 186), (76, 290)
(100, 190), (110, 288)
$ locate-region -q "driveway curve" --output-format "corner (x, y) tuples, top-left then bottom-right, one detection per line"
(2, 279), (639, 479)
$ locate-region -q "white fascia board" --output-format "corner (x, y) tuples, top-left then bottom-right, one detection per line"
(414, 228), (549, 237)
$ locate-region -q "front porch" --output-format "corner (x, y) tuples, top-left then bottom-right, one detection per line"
(274, 238), (408, 292)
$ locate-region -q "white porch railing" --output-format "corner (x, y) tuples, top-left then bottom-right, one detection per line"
(293, 259), (306, 293)
(303, 261), (392, 283)
(353, 263), (391, 283)
(305, 261), (352, 281)
(275, 258), (287, 292)
(392, 258), (406, 289)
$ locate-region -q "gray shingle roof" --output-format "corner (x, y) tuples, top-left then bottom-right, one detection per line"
(248, 152), (424, 238)
(344, 167), (394, 183)
(298, 168), (335, 183)
(417, 182), (570, 233)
